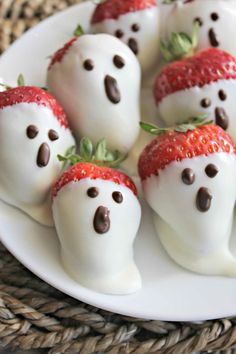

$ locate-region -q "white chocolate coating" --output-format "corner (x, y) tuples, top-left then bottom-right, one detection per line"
(158, 80), (236, 141)
(52, 178), (142, 294)
(142, 153), (236, 276)
(164, 0), (236, 57)
(47, 34), (141, 154)
(0, 103), (75, 226)
(91, 7), (160, 74)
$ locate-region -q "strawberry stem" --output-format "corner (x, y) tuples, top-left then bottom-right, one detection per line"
(140, 115), (213, 136)
(58, 137), (127, 169)
(161, 22), (200, 62)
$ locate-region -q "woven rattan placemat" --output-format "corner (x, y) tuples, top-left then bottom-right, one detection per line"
(0, 1), (236, 353)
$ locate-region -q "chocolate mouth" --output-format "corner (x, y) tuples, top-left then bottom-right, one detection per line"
(37, 142), (50, 167)
(215, 107), (229, 130)
(128, 38), (139, 55)
(196, 187), (213, 212)
(93, 206), (110, 234)
(104, 75), (121, 104)
(209, 28), (219, 47)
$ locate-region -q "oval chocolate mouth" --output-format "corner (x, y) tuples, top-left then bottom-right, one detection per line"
(128, 38), (139, 55)
(93, 206), (110, 234)
(104, 75), (121, 104)
(215, 107), (229, 130)
(37, 142), (50, 167)
(209, 28), (219, 47)
(196, 187), (213, 212)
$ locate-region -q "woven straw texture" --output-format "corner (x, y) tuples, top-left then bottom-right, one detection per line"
(1, 1), (236, 353)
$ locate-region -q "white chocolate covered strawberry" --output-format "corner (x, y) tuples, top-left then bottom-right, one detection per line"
(52, 138), (141, 294)
(47, 34), (141, 154)
(154, 48), (236, 141)
(163, 0), (236, 57)
(91, 0), (160, 73)
(139, 122), (236, 276)
(0, 86), (75, 226)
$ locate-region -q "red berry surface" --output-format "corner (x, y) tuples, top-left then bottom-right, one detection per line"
(138, 125), (236, 181)
(52, 162), (138, 197)
(154, 48), (236, 104)
(91, 0), (157, 24)
(49, 37), (78, 69)
(0, 86), (69, 128)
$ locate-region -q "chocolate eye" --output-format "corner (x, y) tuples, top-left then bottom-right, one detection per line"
(182, 168), (195, 185)
(115, 29), (124, 38)
(83, 59), (94, 71)
(87, 187), (99, 198)
(48, 129), (59, 141)
(219, 90), (227, 101)
(205, 164), (218, 178)
(26, 125), (38, 139)
(112, 191), (123, 204)
(194, 17), (203, 26)
(131, 23), (140, 32)
(211, 12), (219, 21)
(200, 98), (211, 108)
(113, 55), (125, 69)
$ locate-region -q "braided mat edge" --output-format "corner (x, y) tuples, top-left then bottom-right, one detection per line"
(1, 1), (236, 353)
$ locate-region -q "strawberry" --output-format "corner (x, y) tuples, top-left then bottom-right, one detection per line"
(49, 37), (78, 69)
(52, 136), (141, 294)
(53, 137), (137, 197)
(138, 123), (236, 180)
(0, 86), (69, 128)
(52, 162), (138, 197)
(154, 48), (236, 105)
(91, 0), (157, 24)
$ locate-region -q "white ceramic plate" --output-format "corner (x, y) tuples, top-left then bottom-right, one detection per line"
(1, 1), (236, 322)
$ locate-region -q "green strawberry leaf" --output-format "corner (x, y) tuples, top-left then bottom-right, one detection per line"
(141, 115), (213, 136)
(74, 24), (85, 37)
(58, 139), (127, 169)
(161, 22), (200, 62)
(80, 137), (93, 160)
(17, 74), (25, 87)
(95, 138), (107, 161)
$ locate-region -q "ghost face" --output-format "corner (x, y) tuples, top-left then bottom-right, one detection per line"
(91, 7), (160, 73)
(0, 103), (75, 225)
(143, 153), (236, 253)
(158, 80), (236, 141)
(47, 34), (141, 154)
(165, 0), (236, 56)
(52, 178), (141, 294)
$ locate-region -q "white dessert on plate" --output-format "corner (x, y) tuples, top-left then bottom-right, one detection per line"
(47, 34), (141, 154)
(0, 86), (75, 226)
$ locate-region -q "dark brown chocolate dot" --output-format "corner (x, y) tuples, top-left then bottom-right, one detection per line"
(200, 98), (211, 108)
(209, 28), (219, 47)
(194, 17), (203, 26)
(48, 129), (59, 141)
(104, 75), (121, 104)
(219, 90), (227, 101)
(26, 125), (39, 139)
(115, 29), (124, 38)
(215, 107), (229, 130)
(131, 23), (140, 32)
(113, 55), (125, 69)
(211, 12), (219, 21)
(93, 206), (110, 234)
(87, 187), (99, 198)
(112, 191), (123, 204)
(37, 142), (50, 167)
(205, 164), (219, 178)
(128, 38), (139, 55)
(182, 168), (195, 185)
(83, 59), (94, 71)
(196, 187), (212, 212)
